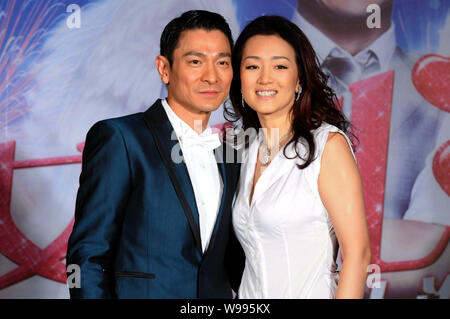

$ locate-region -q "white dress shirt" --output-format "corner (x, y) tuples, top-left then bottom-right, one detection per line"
(162, 98), (223, 252)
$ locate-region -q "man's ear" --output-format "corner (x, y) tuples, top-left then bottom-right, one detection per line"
(155, 55), (170, 85)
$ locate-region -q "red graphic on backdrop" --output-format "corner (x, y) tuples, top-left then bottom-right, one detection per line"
(0, 141), (81, 289)
(412, 54), (450, 199)
(348, 71), (449, 272)
(412, 54), (450, 112)
(433, 140), (450, 197)
(349, 71), (393, 269)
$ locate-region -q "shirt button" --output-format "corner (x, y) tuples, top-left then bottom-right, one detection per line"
(200, 163), (205, 169)
(201, 200), (205, 206)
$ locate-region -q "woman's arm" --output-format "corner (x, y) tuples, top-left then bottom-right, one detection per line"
(318, 132), (371, 299)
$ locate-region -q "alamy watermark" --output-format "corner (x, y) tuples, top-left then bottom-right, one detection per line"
(66, 4), (81, 29)
(366, 4), (381, 29)
(366, 263), (381, 289)
(66, 263), (81, 288)
(170, 122), (289, 165)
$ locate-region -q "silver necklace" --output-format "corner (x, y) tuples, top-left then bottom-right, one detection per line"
(260, 130), (292, 165)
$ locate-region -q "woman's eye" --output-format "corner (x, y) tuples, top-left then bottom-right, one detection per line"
(245, 65), (258, 70)
(275, 65), (288, 69)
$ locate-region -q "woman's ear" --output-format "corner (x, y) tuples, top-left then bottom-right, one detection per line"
(155, 55), (171, 85)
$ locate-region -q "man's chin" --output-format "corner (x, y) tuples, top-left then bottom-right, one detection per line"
(199, 102), (224, 112)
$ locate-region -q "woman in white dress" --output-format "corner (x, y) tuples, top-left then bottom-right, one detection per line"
(225, 16), (371, 299)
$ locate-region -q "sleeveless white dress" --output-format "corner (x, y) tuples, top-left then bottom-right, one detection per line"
(232, 123), (355, 299)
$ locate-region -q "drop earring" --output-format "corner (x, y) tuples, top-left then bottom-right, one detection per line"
(295, 87), (302, 101)
(241, 94), (246, 109)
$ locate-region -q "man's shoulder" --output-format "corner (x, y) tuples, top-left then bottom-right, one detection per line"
(85, 113), (144, 140)
(91, 100), (162, 133)
(82, 113), (144, 148)
(100, 112), (145, 128)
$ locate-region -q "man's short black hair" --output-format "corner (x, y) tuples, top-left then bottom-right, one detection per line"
(160, 10), (233, 65)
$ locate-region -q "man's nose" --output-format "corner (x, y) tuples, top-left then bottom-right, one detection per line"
(201, 61), (219, 84)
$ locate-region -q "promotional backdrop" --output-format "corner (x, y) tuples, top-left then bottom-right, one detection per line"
(0, 0), (449, 298)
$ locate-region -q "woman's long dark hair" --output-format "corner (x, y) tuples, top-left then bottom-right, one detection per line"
(225, 15), (354, 169)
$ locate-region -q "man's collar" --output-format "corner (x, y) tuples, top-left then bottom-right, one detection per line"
(361, 22), (396, 71)
(161, 98), (213, 138)
(292, 10), (396, 71)
(161, 98), (191, 137)
(292, 11), (337, 64)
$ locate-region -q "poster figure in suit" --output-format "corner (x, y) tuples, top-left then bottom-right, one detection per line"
(0, 0), (239, 298)
(293, 0), (449, 298)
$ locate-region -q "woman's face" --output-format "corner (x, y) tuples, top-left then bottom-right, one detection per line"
(240, 34), (300, 121)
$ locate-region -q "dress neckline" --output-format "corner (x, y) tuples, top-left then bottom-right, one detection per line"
(246, 134), (290, 208)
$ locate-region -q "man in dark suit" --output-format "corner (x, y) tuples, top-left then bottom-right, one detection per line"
(66, 10), (244, 299)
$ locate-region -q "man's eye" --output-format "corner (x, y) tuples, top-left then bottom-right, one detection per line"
(218, 61), (229, 66)
(190, 60), (200, 65)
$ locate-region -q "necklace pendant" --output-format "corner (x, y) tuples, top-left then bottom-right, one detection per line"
(261, 150), (270, 165)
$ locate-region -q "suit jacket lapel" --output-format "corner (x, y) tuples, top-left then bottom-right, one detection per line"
(213, 144), (228, 233)
(143, 100), (202, 253)
(202, 143), (229, 258)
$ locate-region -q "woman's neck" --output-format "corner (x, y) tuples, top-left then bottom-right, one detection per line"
(258, 113), (292, 149)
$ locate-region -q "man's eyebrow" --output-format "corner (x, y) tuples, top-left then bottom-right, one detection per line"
(217, 52), (231, 58)
(182, 51), (205, 58)
(182, 51), (231, 58)
(243, 55), (291, 61)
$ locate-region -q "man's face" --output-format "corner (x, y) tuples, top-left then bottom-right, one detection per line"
(300, 0), (392, 17)
(164, 29), (232, 116)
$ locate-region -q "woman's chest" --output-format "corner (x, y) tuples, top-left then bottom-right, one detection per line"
(234, 164), (327, 235)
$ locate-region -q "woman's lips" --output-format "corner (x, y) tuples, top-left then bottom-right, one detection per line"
(256, 89), (278, 99)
